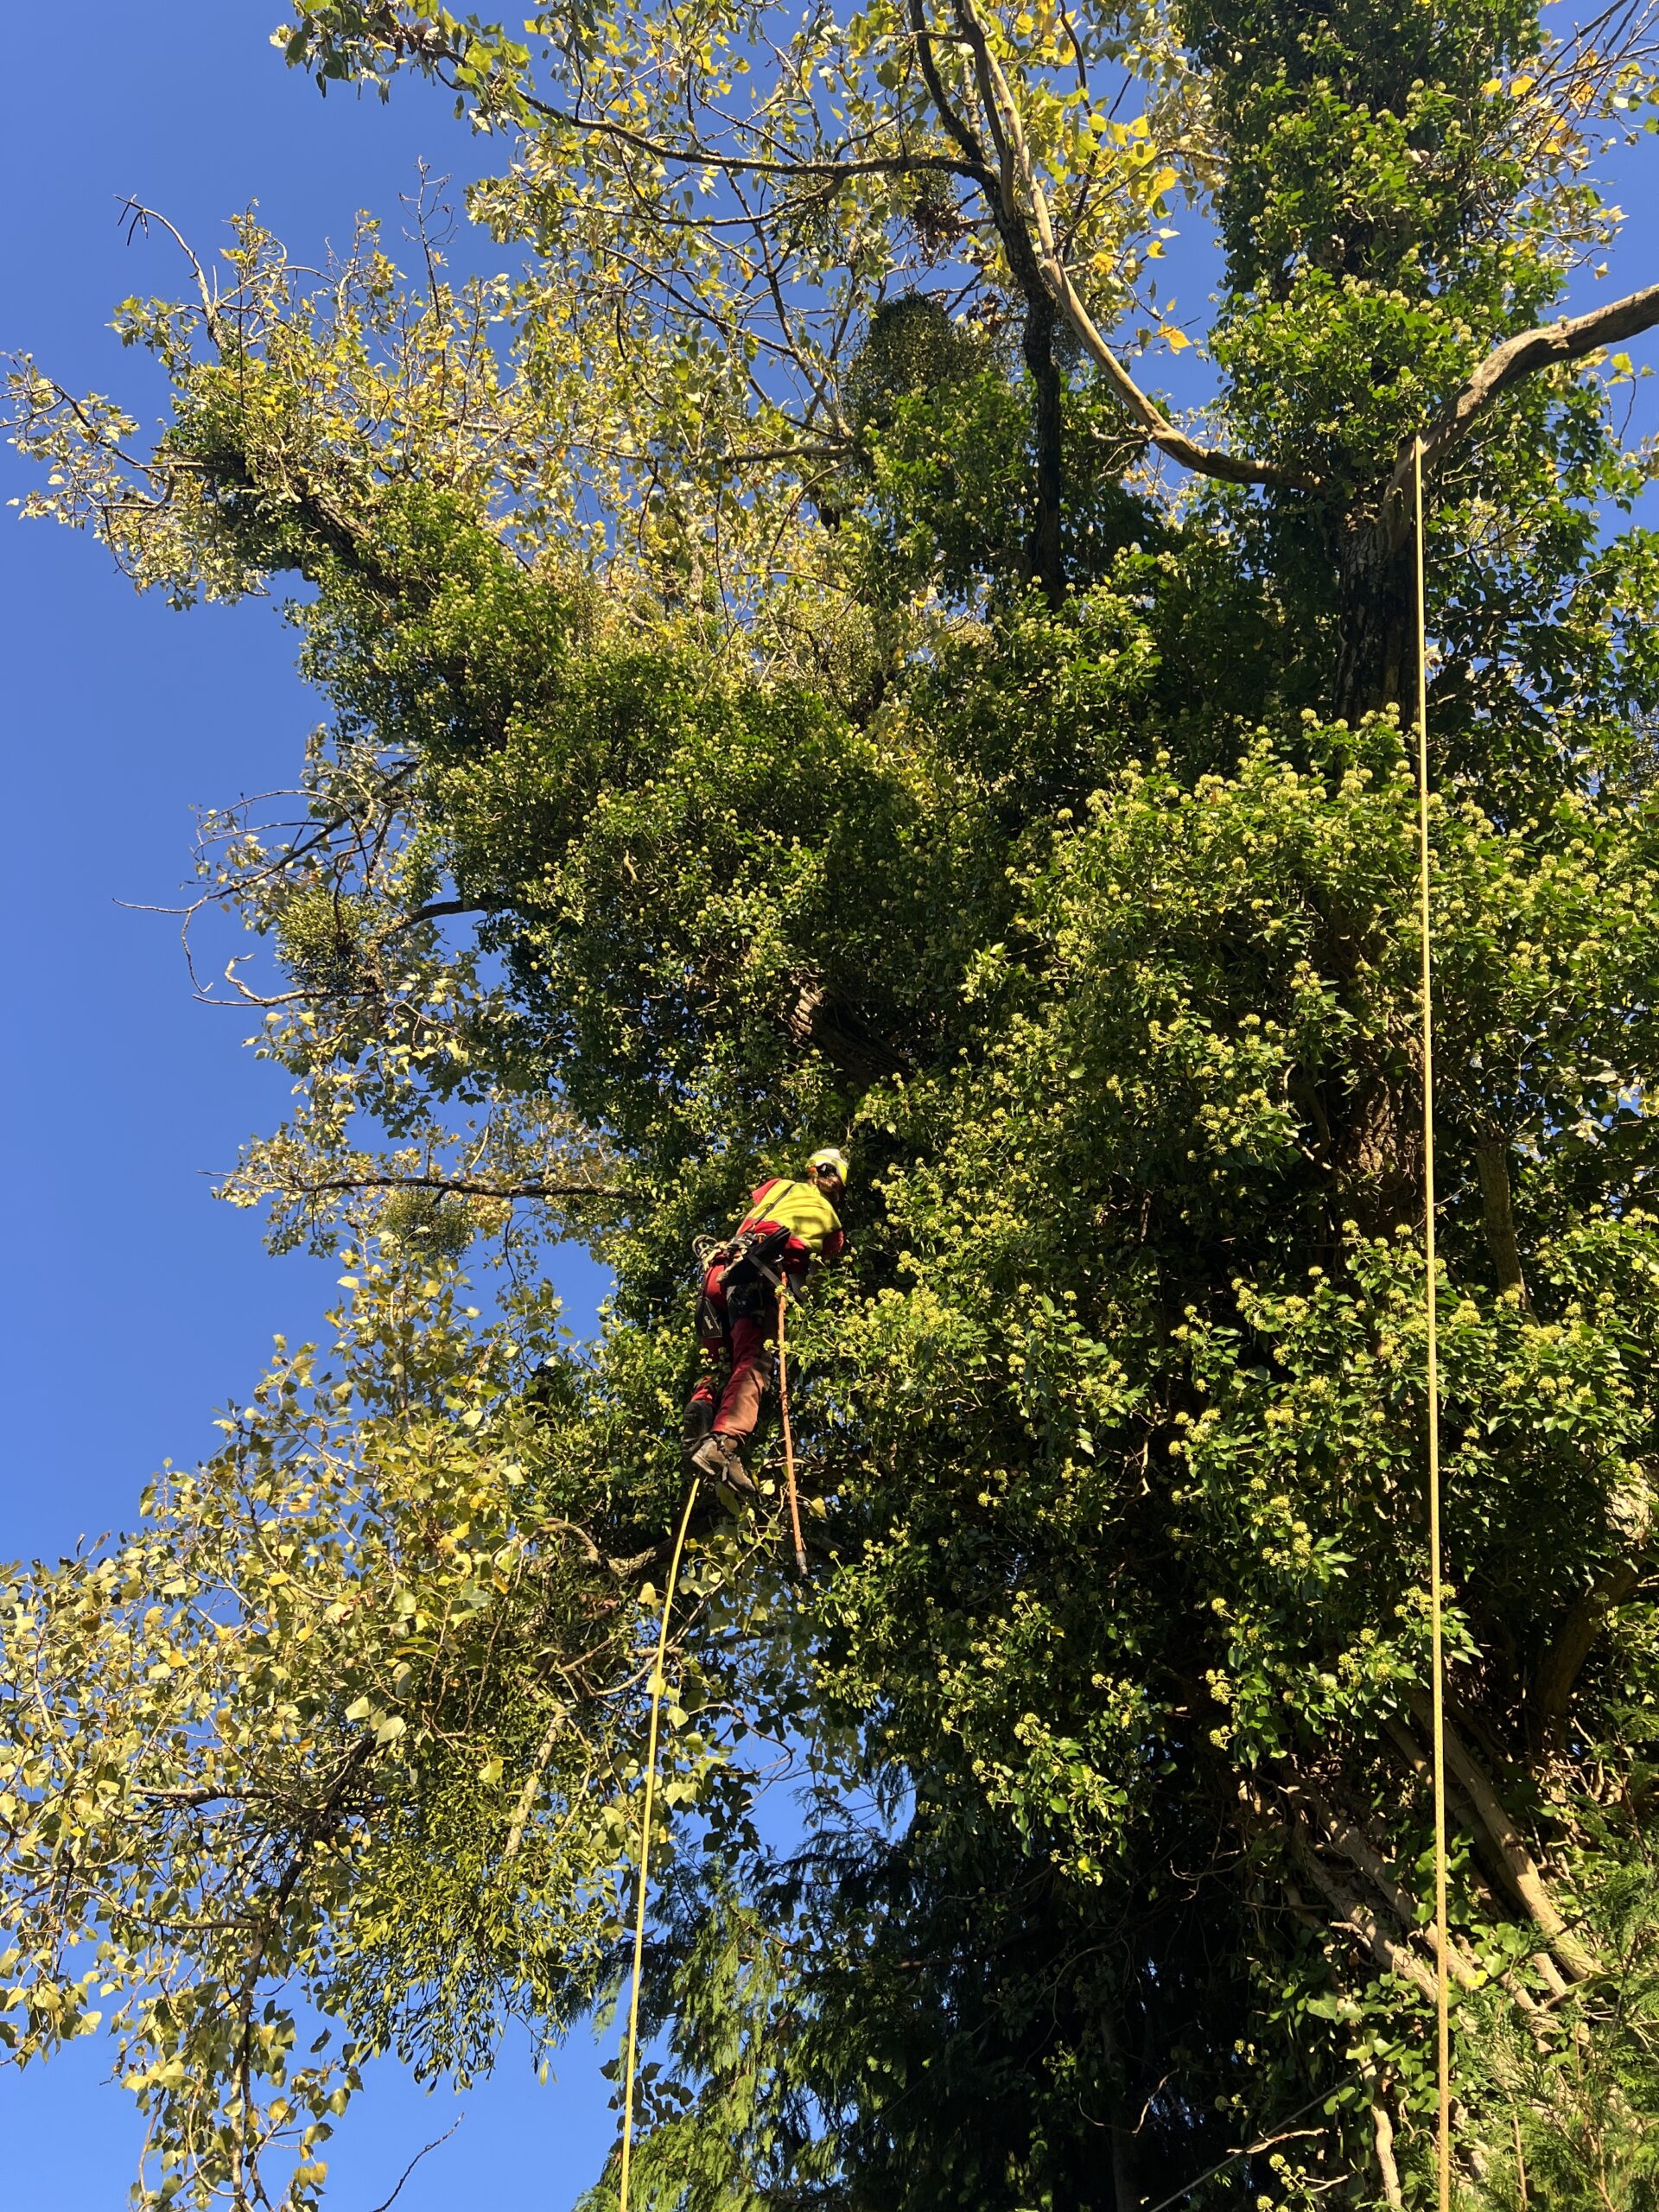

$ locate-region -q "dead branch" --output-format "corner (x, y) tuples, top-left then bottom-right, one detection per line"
(1401, 1695), (1601, 1980)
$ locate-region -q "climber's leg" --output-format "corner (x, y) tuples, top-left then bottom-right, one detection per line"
(711, 1308), (768, 1440)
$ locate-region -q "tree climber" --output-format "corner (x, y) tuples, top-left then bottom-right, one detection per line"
(683, 1148), (849, 1501)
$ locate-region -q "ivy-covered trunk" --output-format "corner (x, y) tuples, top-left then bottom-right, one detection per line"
(1334, 519), (1418, 724)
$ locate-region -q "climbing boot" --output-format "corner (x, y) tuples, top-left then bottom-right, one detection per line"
(681, 1394), (714, 1471)
(690, 1430), (757, 1510)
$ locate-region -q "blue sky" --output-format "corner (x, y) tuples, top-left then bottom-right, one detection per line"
(2, 7), (1657, 2206)
(0, 8), (614, 2204)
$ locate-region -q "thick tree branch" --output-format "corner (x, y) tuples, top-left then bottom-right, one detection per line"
(1381, 282), (1659, 547)
(1371, 2086), (1406, 2212)
(1533, 1558), (1645, 1749)
(908, 0), (998, 183)
(502, 1713), (568, 1863)
(1402, 1695), (1600, 1980)
(1295, 1780), (1440, 1954)
(1286, 1820), (1442, 2002)
(1473, 1137), (1528, 1304)
(1243, 1782), (1440, 2000)
(374, 898), (488, 943)
(284, 1171), (628, 1203)
(946, 0), (1316, 493)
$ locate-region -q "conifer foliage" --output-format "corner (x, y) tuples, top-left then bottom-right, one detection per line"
(8, 0), (1659, 2203)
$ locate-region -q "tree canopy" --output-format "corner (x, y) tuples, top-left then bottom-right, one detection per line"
(8, 0), (1659, 2203)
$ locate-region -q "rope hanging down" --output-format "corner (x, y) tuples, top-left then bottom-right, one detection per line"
(1414, 433), (1453, 2212)
(776, 1287), (809, 1580)
(616, 1296), (809, 2208)
(617, 1477), (701, 2212)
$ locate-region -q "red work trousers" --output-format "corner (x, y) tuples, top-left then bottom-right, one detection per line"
(688, 1261), (776, 1439)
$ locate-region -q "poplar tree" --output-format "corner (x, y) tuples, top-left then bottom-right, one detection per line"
(8, 1), (1659, 2204)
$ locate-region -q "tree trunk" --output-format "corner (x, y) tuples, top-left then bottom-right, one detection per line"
(1474, 1136), (1528, 1302)
(1098, 2005), (1144, 2210)
(1022, 290), (1066, 610)
(1334, 518), (1414, 721)
(1332, 1068), (1421, 1236)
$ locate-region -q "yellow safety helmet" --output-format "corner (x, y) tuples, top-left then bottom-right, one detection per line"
(808, 1146), (850, 1184)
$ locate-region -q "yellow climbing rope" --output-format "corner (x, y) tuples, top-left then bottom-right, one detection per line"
(1414, 434), (1453, 2212)
(616, 1306), (810, 2205)
(617, 1475), (701, 2212)
(613, 458), (1454, 2211)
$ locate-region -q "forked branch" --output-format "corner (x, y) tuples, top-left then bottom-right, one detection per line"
(1400, 1694), (1601, 1981)
(946, 0), (1318, 492)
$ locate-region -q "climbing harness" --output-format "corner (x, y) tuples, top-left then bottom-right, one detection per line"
(617, 1477), (702, 2212)
(693, 1222), (793, 1338)
(775, 1286), (808, 1580)
(1414, 433), (1453, 2212)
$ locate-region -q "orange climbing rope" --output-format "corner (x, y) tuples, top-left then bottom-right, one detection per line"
(1414, 433), (1453, 2212)
(776, 1287), (809, 1580)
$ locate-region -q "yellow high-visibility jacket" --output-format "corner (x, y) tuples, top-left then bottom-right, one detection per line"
(739, 1177), (845, 1268)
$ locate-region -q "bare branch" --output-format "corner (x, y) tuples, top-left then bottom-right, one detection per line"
(276, 1171), (628, 1204)
(116, 200), (227, 354)
(365, 2119), (464, 2212)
